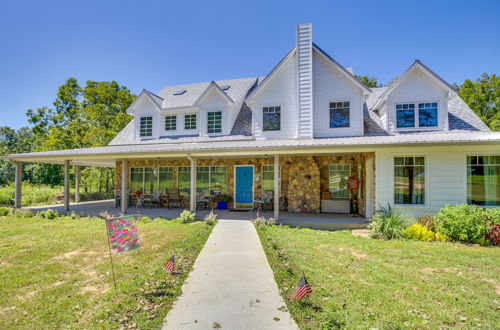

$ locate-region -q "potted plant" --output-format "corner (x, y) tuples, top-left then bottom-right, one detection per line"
(213, 194), (232, 210)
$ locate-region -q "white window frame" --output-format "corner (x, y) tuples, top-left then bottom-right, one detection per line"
(328, 164), (351, 198)
(392, 155), (428, 206)
(393, 100), (440, 131)
(207, 110), (223, 134)
(262, 106), (281, 131)
(261, 164), (281, 191)
(129, 166), (173, 193)
(165, 115), (177, 131)
(465, 154), (500, 207)
(177, 166), (191, 194)
(197, 165), (227, 195)
(139, 116), (153, 137)
(184, 113), (197, 130)
(328, 100), (351, 129)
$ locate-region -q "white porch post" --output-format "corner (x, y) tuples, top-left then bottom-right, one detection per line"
(14, 161), (22, 208)
(121, 159), (128, 214)
(64, 160), (70, 211)
(189, 156), (197, 212)
(274, 154), (279, 220)
(75, 165), (80, 203)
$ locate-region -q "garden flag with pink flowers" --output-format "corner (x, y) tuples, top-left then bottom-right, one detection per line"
(105, 216), (140, 253)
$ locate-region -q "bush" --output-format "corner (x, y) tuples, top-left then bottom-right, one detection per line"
(179, 210), (197, 223)
(37, 209), (60, 219)
(434, 204), (500, 244)
(368, 204), (410, 240)
(485, 224), (500, 246)
(0, 207), (11, 216)
(138, 216), (152, 223)
(253, 216), (276, 227)
(14, 209), (33, 218)
(203, 211), (218, 226)
(403, 223), (449, 242)
(417, 214), (435, 231)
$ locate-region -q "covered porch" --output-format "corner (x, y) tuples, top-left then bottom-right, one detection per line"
(8, 141), (376, 229)
(24, 199), (369, 230)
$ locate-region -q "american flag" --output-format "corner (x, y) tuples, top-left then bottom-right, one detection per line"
(165, 256), (175, 274)
(291, 276), (312, 300)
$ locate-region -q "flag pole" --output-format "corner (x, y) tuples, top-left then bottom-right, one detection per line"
(104, 219), (118, 294)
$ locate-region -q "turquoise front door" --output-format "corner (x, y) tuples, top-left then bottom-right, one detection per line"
(235, 166), (254, 207)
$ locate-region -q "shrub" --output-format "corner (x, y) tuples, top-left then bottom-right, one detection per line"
(434, 204), (500, 244)
(203, 211), (218, 226)
(485, 224), (500, 246)
(179, 210), (197, 223)
(0, 207), (11, 216)
(253, 216), (276, 227)
(368, 204), (410, 240)
(417, 214), (435, 231)
(138, 216), (152, 223)
(14, 209), (34, 218)
(37, 209), (60, 219)
(403, 223), (449, 242)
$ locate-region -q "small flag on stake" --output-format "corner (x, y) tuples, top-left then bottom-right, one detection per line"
(165, 256), (175, 274)
(290, 276), (312, 300)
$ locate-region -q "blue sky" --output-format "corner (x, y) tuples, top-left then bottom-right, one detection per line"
(1, 0), (499, 129)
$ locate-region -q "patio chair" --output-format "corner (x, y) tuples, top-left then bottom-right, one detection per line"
(254, 190), (274, 211)
(167, 189), (182, 208)
(196, 191), (210, 210)
(144, 190), (163, 208)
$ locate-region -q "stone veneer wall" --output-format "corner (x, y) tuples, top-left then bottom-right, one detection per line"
(115, 152), (375, 215)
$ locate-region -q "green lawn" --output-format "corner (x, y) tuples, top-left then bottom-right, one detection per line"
(256, 225), (500, 329)
(0, 215), (212, 329)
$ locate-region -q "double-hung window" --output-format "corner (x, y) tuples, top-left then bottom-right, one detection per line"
(329, 164), (351, 198)
(329, 102), (350, 128)
(467, 156), (500, 206)
(140, 116), (153, 137)
(165, 115), (176, 131)
(394, 156), (425, 204)
(130, 166), (173, 194)
(262, 165), (279, 191)
(184, 114), (197, 130)
(263, 106), (281, 131)
(207, 111), (222, 133)
(396, 102), (438, 128)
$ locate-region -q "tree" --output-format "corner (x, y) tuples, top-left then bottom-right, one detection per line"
(355, 75), (382, 88)
(455, 73), (500, 131)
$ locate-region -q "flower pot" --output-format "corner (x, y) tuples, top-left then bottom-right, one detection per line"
(217, 201), (227, 210)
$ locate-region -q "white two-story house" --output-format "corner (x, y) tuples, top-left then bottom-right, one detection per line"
(7, 24), (500, 220)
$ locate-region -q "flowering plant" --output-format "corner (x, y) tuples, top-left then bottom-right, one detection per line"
(134, 190), (143, 196)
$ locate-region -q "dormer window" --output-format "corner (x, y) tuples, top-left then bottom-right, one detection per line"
(207, 111), (222, 133)
(330, 102), (350, 128)
(165, 115), (177, 131)
(140, 116), (153, 137)
(396, 102), (438, 129)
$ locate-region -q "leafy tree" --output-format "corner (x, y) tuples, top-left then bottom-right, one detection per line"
(355, 75), (382, 88)
(455, 73), (500, 131)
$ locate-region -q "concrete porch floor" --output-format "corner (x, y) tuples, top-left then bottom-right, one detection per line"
(25, 199), (369, 230)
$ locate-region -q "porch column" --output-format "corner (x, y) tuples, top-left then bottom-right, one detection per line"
(14, 161), (22, 208)
(75, 165), (81, 203)
(274, 154), (279, 220)
(64, 160), (70, 211)
(189, 157), (197, 212)
(121, 159), (128, 214)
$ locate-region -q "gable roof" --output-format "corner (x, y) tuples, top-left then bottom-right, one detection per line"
(157, 77), (258, 109)
(246, 47), (296, 101)
(312, 43), (372, 94)
(372, 60), (456, 110)
(193, 81), (234, 105)
(126, 89), (163, 113)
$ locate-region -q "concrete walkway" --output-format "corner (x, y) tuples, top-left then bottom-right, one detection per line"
(162, 220), (298, 330)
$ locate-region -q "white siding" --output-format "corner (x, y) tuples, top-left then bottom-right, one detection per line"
(375, 145), (499, 217)
(386, 70), (449, 133)
(312, 51), (364, 137)
(199, 88), (231, 136)
(251, 54), (298, 139)
(132, 95), (160, 139)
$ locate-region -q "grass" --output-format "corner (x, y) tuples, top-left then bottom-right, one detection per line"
(256, 225), (500, 329)
(0, 183), (113, 206)
(0, 215), (212, 329)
